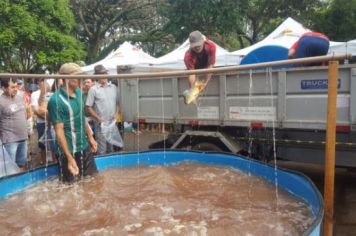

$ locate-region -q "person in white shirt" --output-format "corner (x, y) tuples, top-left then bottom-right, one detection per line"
(31, 79), (53, 164)
(86, 65), (121, 154)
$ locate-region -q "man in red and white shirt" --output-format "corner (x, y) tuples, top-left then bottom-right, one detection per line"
(288, 31), (329, 66)
(183, 31), (216, 104)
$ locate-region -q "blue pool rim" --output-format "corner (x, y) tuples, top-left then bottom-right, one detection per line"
(0, 150), (323, 236)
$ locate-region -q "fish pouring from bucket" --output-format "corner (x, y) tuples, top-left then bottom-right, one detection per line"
(183, 81), (205, 105)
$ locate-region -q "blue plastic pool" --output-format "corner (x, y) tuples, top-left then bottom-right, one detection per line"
(0, 150), (323, 236)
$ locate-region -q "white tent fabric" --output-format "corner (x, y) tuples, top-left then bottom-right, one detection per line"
(232, 17), (308, 56)
(150, 37), (241, 69)
(329, 40), (356, 56)
(232, 17), (356, 57)
(82, 42), (157, 74)
(82, 21), (356, 74)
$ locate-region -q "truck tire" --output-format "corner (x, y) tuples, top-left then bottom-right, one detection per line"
(192, 142), (223, 152)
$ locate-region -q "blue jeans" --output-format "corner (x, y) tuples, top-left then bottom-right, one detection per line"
(3, 140), (28, 167)
(36, 122), (46, 150)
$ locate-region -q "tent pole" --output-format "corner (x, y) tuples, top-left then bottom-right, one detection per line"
(323, 60), (338, 236)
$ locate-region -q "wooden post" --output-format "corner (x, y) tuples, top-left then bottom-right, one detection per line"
(323, 61), (338, 236)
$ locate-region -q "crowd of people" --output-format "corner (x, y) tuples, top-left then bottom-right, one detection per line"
(0, 63), (123, 182)
(0, 30), (330, 181)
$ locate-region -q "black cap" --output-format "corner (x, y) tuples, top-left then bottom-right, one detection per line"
(94, 64), (108, 74)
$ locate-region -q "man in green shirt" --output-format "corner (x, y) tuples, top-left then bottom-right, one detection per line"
(48, 63), (98, 182)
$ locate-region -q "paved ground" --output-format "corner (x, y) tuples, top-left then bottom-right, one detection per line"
(27, 131), (355, 235)
(28, 130), (167, 167)
(277, 161), (356, 236)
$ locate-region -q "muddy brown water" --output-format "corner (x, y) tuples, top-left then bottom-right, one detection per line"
(0, 163), (315, 235)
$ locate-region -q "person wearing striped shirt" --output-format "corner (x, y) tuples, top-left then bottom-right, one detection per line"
(48, 63), (98, 182)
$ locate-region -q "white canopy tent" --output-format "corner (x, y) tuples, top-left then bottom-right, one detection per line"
(232, 17), (356, 57)
(150, 37), (241, 70)
(82, 21), (356, 74)
(328, 39), (356, 56)
(82, 41), (157, 74)
(232, 17), (308, 57)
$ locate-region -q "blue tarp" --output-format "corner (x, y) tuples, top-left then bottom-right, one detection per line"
(240, 45), (291, 69)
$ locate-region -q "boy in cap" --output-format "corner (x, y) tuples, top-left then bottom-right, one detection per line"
(183, 30), (216, 104)
(48, 63), (98, 182)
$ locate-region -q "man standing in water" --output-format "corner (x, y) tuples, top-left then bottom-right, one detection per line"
(48, 63), (98, 182)
(183, 30), (216, 104)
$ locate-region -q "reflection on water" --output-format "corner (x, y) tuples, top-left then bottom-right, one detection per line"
(0, 163), (314, 235)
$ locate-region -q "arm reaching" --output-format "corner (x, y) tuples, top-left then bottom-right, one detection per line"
(85, 121), (97, 153)
(202, 64), (214, 90)
(288, 48), (296, 59)
(87, 106), (105, 123)
(53, 123), (79, 176)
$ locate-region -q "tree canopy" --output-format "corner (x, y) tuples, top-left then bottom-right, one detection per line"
(71, 0), (169, 62)
(0, 0), (85, 73)
(313, 0), (356, 41)
(1, 0), (355, 72)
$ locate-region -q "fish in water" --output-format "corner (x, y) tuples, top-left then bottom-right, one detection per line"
(183, 81), (205, 105)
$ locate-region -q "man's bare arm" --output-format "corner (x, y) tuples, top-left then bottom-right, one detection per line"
(85, 121), (97, 153)
(188, 74), (196, 88)
(288, 48), (296, 59)
(204, 64), (213, 83)
(54, 123), (73, 160)
(53, 122), (79, 175)
(87, 106), (104, 123)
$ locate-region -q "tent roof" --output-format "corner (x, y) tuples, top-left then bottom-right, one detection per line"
(232, 17), (356, 57)
(82, 42), (157, 74)
(232, 17), (308, 56)
(155, 38), (229, 63)
(329, 40), (356, 56)
(151, 36), (240, 69)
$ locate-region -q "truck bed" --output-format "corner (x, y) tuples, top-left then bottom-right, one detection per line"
(118, 64), (356, 167)
(120, 64), (356, 131)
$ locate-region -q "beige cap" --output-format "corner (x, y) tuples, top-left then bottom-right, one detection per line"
(189, 31), (205, 48)
(59, 63), (85, 75)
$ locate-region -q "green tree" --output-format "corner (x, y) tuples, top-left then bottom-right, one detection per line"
(244, 0), (324, 44)
(0, 0), (85, 73)
(71, 0), (167, 62)
(159, 0), (247, 49)
(313, 0), (356, 41)
(158, 0), (323, 50)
